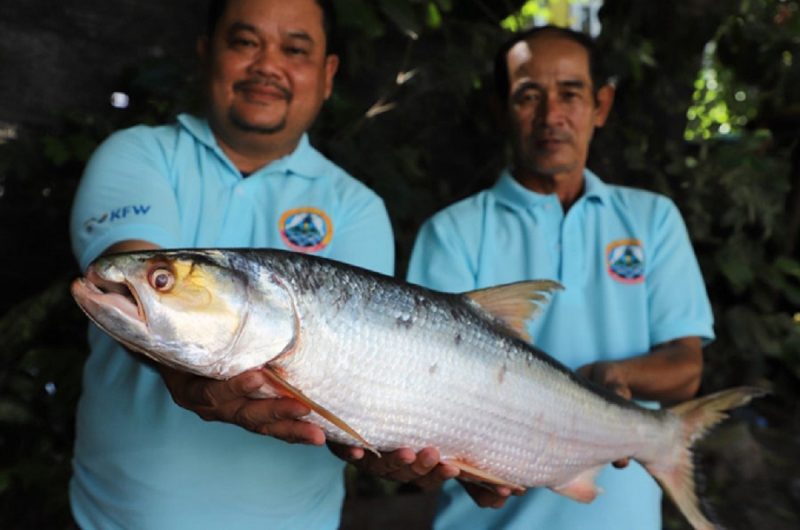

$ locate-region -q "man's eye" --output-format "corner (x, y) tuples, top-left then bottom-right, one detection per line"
(284, 46), (309, 56)
(514, 90), (539, 105)
(230, 37), (257, 48)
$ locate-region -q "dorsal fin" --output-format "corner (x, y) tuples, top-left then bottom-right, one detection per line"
(464, 280), (563, 343)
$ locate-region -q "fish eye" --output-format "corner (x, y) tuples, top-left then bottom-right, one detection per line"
(148, 267), (175, 292)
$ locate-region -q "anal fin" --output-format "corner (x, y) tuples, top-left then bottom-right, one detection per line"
(261, 366), (379, 456)
(443, 459), (524, 492)
(550, 466), (604, 503)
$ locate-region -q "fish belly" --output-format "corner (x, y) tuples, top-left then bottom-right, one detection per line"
(273, 283), (676, 488)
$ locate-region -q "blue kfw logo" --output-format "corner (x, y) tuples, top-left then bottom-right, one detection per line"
(83, 204), (151, 233)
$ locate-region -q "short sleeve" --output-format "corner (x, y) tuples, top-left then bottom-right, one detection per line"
(646, 198), (715, 345)
(406, 212), (476, 293)
(70, 128), (181, 271)
(327, 187), (395, 276)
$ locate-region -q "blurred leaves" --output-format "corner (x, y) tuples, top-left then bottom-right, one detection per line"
(590, 2), (800, 526)
(0, 48), (196, 529)
(0, 278), (85, 528)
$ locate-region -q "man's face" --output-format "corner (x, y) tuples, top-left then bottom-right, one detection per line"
(202, 0), (338, 143)
(505, 33), (612, 183)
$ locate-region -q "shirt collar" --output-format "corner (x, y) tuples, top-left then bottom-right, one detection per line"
(492, 167), (609, 211)
(583, 168), (609, 203)
(177, 113), (325, 179)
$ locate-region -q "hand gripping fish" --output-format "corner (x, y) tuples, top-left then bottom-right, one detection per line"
(71, 248), (765, 530)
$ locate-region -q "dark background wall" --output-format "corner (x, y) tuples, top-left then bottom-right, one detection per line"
(0, 0), (202, 132)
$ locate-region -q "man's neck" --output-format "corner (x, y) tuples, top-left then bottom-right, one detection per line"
(513, 167), (585, 212)
(212, 125), (301, 174)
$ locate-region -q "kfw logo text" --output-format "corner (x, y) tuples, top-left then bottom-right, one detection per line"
(84, 204), (151, 233)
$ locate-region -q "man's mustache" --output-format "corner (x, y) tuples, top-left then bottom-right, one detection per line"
(533, 128), (572, 143)
(233, 78), (293, 102)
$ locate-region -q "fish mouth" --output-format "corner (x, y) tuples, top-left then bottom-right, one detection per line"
(71, 266), (146, 326)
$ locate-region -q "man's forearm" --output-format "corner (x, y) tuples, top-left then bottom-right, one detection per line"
(579, 336), (703, 404)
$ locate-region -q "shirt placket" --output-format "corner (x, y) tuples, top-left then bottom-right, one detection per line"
(560, 200), (583, 284)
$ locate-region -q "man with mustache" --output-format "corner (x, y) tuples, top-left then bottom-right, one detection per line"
(69, 0), (393, 528)
(392, 25), (712, 529)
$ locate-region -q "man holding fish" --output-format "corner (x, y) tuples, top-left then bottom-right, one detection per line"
(70, 2), (721, 529)
(69, 0), (394, 528)
(394, 25), (714, 530)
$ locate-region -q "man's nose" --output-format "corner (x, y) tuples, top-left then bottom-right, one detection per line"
(249, 44), (283, 78)
(536, 93), (564, 126)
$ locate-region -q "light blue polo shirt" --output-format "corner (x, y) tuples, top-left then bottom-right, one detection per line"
(407, 169), (713, 530)
(69, 113), (394, 530)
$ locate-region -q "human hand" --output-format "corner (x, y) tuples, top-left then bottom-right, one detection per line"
(159, 366), (325, 445)
(329, 444), (460, 490)
(578, 360), (632, 469)
(461, 480), (525, 509)
(577, 360), (633, 400)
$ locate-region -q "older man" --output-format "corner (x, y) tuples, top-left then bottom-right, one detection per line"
(400, 26), (713, 529)
(69, 1), (393, 528)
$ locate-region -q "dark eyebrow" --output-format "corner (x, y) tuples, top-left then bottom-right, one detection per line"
(285, 30), (315, 45)
(557, 79), (589, 90)
(512, 79), (589, 94)
(227, 21), (258, 35)
(225, 23), (316, 47)
(512, 80), (541, 94)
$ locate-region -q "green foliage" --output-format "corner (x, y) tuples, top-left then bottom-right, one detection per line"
(680, 133), (800, 384)
(0, 279), (85, 528)
(590, 2), (800, 526)
(684, 42), (756, 140)
(313, 1), (513, 270)
(501, 0), (598, 32)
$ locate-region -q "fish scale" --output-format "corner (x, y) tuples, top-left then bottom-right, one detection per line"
(71, 248), (768, 530)
(267, 256), (672, 487)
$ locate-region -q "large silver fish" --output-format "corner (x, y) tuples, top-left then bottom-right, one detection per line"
(71, 248), (764, 530)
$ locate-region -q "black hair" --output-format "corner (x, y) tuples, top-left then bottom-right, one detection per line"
(206, 0), (338, 55)
(493, 25), (606, 104)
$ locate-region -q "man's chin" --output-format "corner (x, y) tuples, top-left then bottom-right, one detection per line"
(229, 111), (287, 135)
(528, 162), (578, 177)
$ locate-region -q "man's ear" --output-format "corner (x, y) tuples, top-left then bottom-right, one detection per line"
(323, 54), (340, 100)
(593, 84), (615, 127)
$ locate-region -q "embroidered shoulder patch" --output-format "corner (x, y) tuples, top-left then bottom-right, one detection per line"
(606, 238), (645, 284)
(279, 207), (333, 253)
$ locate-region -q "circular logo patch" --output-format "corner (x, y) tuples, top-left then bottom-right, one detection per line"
(606, 239), (645, 284)
(279, 207), (333, 253)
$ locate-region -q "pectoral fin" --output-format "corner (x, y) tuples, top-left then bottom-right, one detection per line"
(261, 366), (379, 456)
(443, 459), (525, 492)
(465, 280), (563, 343)
(550, 465), (604, 503)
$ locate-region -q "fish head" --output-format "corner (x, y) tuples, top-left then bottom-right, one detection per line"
(71, 249), (297, 379)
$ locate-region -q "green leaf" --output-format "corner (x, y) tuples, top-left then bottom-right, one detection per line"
(0, 399), (34, 423)
(426, 2), (442, 29)
(335, 0), (386, 39)
(41, 137), (70, 167)
(715, 245), (754, 293)
(774, 257), (800, 279)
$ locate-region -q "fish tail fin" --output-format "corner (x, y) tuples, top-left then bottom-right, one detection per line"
(646, 386), (767, 530)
